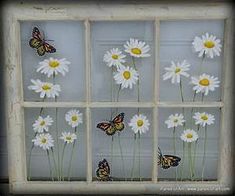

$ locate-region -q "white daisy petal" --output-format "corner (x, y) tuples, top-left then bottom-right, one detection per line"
(128, 114), (150, 135)
(103, 48), (126, 68)
(124, 38), (150, 58)
(180, 129), (198, 143)
(28, 79), (61, 99)
(113, 65), (139, 89)
(33, 115), (53, 133)
(191, 73), (220, 96)
(165, 113), (185, 129)
(60, 132), (77, 144)
(65, 109), (83, 128)
(193, 112), (215, 127)
(162, 60), (191, 84)
(32, 133), (54, 150)
(192, 33), (222, 59)
(37, 57), (70, 77)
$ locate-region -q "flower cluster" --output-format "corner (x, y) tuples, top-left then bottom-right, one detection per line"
(165, 111), (215, 143)
(103, 38), (150, 90)
(162, 33), (222, 98)
(28, 57), (70, 99)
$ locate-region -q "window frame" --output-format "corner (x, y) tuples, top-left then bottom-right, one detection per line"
(3, 1), (233, 194)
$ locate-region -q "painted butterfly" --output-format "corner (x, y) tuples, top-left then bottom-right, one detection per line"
(29, 27), (56, 56)
(96, 113), (125, 136)
(96, 159), (111, 181)
(158, 147), (181, 169)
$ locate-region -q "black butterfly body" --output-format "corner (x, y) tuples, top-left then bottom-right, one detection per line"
(96, 159), (111, 181)
(96, 113), (125, 136)
(158, 147), (181, 169)
(29, 27), (56, 56)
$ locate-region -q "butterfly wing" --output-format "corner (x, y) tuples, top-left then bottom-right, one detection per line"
(164, 155), (181, 167)
(97, 122), (116, 136)
(112, 113), (125, 132)
(44, 42), (56, 53)
(96, 159), (111, 181)
(32, 27), (43, 40)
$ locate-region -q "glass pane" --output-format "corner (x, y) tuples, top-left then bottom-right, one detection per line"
(157, 107), (220, 181)
(25, 108), (86, 181)
(91, 21), (154, 102)
(159, 20), (224, 102)
(92, 108), (153, 181)
(21, 21), (86, 102)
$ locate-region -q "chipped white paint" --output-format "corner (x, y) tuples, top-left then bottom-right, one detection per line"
(3, 1), (233, 195)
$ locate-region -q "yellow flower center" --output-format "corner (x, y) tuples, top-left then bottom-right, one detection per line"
(186, 133), (193, 139)
(204, 41), (215, 48)
(41, 138), (47, 144)
(199, 78), (210, 86)
(131, 48), (142, 55)
(123, 71), (131, 80)
(49, 60), (60, 68)
(40, 120), (45, 126)
(174, 119), (178, 123)
(42, 84), (51, 91)
(72, 115), (78, 122)
(175, 67), (181, 73)
(112, 54), (119, 60)
(137, 119), (144, 127)
(201, 115), (208, 121)
(66, 136), (72, 141)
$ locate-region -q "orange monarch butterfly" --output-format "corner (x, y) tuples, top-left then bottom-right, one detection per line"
(29, 27), (56, 56)
(96, 159), (111, 181)
(96, 113), (125, 136)
(158, 147), (181, 169)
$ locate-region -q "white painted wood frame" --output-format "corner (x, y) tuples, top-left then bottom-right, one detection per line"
(2, 1), (233, 195)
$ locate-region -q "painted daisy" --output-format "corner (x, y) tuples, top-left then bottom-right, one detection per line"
(65, 109), (83, 128)
(33, 115), (53, 133)
(128, 114), (150, 135)
(165, 113), (185, 129)
(60, 132), (77, 144)
(113, 65), (139, 89)
(37, 57), (70, 77)
(191, 73), (220, 96)
(192, 33), (222, 59)
(103, 48), (126, 68)
(193, 112), (215, 127)
(180, 129), (198, 143)
(28, 79), (61, 98)
(163, 60), (190, 84)
(32, 133), (54, 150)
(124, 38), (150, 58)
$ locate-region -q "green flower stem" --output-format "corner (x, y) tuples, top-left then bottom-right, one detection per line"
(138, 132), (141, 181)
(28, 98), (45, 181)
(180, 142), (185, 181)
(51, 148), (59, 180)
(130, 134), (137, 180)
(47, 149), (54, 181)
(173, 127), (178, 180)
(27, 142), (35, 181)
(110, 136), (114, 176)
(67, 127), (77, 181)
(118, 132), (126, 180)
(199, 53), (206, 75)
(53, 73), (60, 180)
(61, 143), (67, 181)
(190, 91), (197, 127)
(188, 143), (193, 180)
(201, 92), (205, 102)
(192, 125), (200, 179)
(201, 125), (207, 181)
(179, 79), (184, 102)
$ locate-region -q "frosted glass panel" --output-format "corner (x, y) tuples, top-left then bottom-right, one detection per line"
(25, 108), (86, 181)
(157, 107), (220, 181)
(21, 21), (86, 102)
(159, 20), (224, 102)
(92, 108), (153, 181)
(91, 21), (154, 102)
